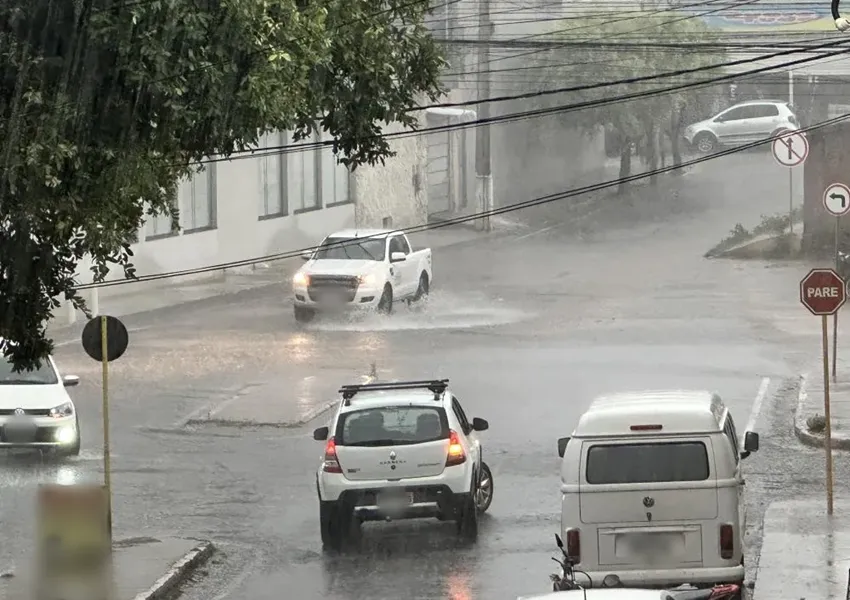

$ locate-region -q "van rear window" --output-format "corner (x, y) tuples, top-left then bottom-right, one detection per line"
(585, 442), (709, 484)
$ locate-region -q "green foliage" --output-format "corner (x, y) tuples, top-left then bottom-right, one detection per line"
(526, 12), (724, 164)
(705, 207), (803, 257)
(0, 0), (446, 370)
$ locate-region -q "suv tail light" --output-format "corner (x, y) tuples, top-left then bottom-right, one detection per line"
(719, 523), (734, 559)
(322, 438), (343, 473)
(445, 430), (466, 466)
(566, 528), (581, 563)
(789, 115), (798, 126)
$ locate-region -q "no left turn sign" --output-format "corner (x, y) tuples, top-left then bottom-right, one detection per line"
(824, 183), (850, 217)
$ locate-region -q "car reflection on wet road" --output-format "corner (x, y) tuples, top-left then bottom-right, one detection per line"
(0, 152), (840, 599)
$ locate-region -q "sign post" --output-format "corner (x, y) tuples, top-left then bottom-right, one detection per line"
(800, 268), (847, 516)
(772, 131), (809, 234)
(823, 183), (850, 383)
(81, 315), (129, 538)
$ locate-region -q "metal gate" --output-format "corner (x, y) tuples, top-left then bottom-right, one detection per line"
(426, 130), (451, 217)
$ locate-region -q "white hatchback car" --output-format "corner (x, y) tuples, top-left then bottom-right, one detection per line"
(313, 379), (493, 549)
(0, 352), (81, 457)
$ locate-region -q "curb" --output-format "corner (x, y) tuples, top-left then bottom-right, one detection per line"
(792, 373), (850, 450)
(132, 540), (215, 600)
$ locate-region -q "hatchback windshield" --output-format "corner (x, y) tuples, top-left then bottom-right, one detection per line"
(0, 355), (58, 385)
(313, 237), (385, 261)
(336, 406), (449, 446)
(585, 441), (710, 484)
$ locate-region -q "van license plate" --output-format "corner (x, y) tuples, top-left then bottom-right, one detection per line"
(623, 534), (672, 558)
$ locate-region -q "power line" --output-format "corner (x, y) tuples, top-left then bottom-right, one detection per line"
(189, 38), (850, 165)
(76, 108), (850, 291)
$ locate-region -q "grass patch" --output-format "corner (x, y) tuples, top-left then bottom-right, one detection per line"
(705, 207), (803, 258)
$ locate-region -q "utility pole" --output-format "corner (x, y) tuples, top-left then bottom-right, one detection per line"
(475, 0), (492, 232)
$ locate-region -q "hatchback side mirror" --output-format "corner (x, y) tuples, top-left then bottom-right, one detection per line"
(557, 437), (570, 458)
(62, 375), (80, 387)
(472, 417), (488, 432)
(301, 251), (312, 261)
(313, 426), (329, 441)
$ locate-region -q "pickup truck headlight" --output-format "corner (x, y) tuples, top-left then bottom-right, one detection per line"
(50, 402), (74, 418)
(293, 272), (309, 287)
(358, 273), (378, 286)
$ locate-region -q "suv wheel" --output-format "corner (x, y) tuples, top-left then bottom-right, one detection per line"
(694, 132), (717, 153)
(475, 462), (494, 513)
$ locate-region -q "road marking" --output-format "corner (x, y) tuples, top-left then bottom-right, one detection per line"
(514, 224), (559, 241)
(746, 377), (771, 434)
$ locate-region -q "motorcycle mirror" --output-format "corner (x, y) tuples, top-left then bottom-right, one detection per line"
(555, 533), (564, 549)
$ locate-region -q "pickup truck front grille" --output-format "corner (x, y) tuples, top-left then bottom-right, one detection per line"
(308, 275), (359, 303)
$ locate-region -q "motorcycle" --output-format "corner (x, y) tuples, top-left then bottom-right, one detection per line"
(550, 533), (593, 592)
(549, 534), (743, 599)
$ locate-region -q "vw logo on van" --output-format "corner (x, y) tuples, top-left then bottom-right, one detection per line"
(643, 496), (655, 508)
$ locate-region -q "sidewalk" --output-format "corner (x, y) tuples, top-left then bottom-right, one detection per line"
(753, 498), (850, 599)
(794, 359), (850, 450)
(47, 225), (507, 342)
(0, 536), (213, 600)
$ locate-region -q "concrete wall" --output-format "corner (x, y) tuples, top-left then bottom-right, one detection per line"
(352, 121), (428, 229)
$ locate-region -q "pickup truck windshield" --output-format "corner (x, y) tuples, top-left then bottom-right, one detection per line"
(313, 237), (385, 261)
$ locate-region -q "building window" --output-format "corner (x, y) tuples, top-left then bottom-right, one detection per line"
(320, 132), (351, 207)
(145, 188), (178, 240)
(287, 130), (321, 213)
(258, 131), (287, 219)
(181, 164), (217, 233)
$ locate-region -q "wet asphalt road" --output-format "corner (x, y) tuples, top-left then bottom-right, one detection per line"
(0, 150), (833, 599)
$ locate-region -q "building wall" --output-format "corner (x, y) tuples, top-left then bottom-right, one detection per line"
(352, 121), (429, 229)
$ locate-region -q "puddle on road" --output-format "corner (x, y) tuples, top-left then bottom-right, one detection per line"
(307, 292), (529, 332)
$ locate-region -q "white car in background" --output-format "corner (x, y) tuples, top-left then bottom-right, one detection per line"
(291, 229), (432, 323)
(683, 100), (799, 153)
(0, 351), (81, 457)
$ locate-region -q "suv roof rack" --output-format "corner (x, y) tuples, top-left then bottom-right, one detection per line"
(339, 379), (449, 404)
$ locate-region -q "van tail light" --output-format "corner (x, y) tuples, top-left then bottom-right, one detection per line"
(719, 523), (734, 559)
(445, 430), (466, 466)
(322, 438), (343, 473)
(566, 528), (581, 563)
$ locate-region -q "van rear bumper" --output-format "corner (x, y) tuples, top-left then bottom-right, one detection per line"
(580, 565), (744, 588)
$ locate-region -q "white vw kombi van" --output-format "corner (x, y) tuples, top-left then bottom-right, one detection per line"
(556, 390), (759, 591)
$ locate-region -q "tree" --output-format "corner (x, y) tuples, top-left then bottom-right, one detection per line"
(0, 0), (446, 369)
(524, 13), (724, 192)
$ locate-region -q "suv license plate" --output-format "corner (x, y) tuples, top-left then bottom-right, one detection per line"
(378, 492), (414, 510)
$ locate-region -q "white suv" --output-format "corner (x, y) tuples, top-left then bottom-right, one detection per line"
(684, 100), (799, 153)
(313, 379), (493, 549)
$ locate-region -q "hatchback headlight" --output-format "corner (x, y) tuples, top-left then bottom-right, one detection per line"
(49, 402), (74, 418)
(358, 273), (377, 286)
(293, 272), (309, 287)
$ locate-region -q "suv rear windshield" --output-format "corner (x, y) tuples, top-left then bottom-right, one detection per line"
(585, 441), (710, 484)
(336, 406), (449, 447)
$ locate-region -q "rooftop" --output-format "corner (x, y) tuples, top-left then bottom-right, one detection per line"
(573, 390), (726, 438)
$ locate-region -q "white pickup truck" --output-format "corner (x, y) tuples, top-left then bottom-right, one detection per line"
(291, 229), (433, 323)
